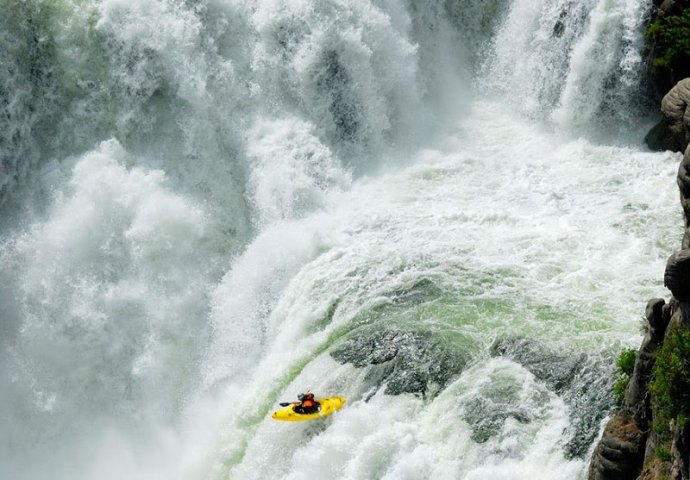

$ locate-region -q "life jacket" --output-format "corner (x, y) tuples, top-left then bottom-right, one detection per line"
(302, 399), (315, 408)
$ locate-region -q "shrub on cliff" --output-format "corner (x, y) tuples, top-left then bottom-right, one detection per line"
(646, 10), (690, 83)
(612, 348), (637, 405)
(649, 323), (690, 437)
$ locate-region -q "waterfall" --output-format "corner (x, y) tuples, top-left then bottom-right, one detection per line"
(0, 1), (680, 479)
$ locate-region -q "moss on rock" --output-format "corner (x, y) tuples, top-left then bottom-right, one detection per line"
(646, 9), (690, 88)
(649, 323), (690, 440)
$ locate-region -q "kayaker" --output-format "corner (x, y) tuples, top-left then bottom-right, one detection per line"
(295, 392), (320, 414)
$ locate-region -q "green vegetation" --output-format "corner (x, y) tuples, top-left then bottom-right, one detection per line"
(649, 324), (690, 439)
(655, 445), (673, 463)
(612, 348), (637, 405)
(646, 10), (690, 75)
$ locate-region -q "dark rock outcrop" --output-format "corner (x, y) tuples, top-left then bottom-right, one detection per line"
(645, 78), (690, 152)
(665, 250), (690, 301)
(671, 422), (690, 479)
(646, 1), (690, 95)
(491, 338), (586, 392)
(589, 412), (646, 480)
(330, 329), (469, 396)
(588, 299), (669, 480)
(656, 0), (688, 18)
(492, 338), (615, 458)
(624, 299), (669, 426)
(677, 148), (690, 246)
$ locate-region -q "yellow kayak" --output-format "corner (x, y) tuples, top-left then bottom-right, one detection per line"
(271, 396), (346, 422)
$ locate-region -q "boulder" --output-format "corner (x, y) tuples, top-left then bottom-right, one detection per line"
(330, 329), (469, 396)
(491, 337), (614, 457)
(665, 250), (690, 302)
(646, 78), (690, 152)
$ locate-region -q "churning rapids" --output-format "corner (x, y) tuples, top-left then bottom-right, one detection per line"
(0, 0), (684, 479)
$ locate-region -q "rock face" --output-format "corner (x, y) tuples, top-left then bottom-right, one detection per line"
(492, 338), (615, 458)
(665, 250), (690, 300)
(656, 0), (688, 18)
(589, 413), (646, 480)
(588, 299), (670, 480)
(645, 78), (690, 152)
(677, 149), (690, 247)
(623, 299), (669, 425)
(671, 422), (690, 479)
(647, 1), (690, 95)
(330, 329), (469, 396)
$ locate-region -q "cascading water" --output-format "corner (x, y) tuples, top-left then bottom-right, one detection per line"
(0, 1), (682, 479)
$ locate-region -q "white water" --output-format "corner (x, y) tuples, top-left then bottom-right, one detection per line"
(0, 1), (682, 479)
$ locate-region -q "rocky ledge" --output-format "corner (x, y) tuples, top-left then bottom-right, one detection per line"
(588, 298), (670, 479)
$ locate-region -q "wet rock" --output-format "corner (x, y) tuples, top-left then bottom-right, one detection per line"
(564, 361), (619, 458)
(491, 338), (586, 393)
(314, 50), (361, 144)
(646, 78), (690, 152)
(588, 412), (646, 480)
(462, 381), (537, 444)
(330, 329), (469, 396)
(492, 337), (614, 458)
(552, 9), (568, 38)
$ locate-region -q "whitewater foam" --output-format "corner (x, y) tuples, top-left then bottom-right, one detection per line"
(0, 1), (681, 480)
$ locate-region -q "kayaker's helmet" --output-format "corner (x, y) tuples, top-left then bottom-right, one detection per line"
(298, 392), (314, 401)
